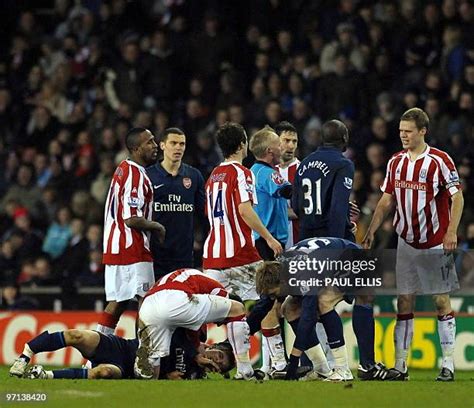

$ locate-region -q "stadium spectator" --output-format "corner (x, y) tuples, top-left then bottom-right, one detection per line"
(320, 22), (367, 74)
(42, 206), (72, 260)
(90, 153), (115, 205)
(1, 283), (38, 310)
(1, 164), (43, 219)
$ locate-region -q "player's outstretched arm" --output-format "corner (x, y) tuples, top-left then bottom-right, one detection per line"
(443, 190), (464, 251)
(362, 193), (394, 249)
(238, 201), (283, 256)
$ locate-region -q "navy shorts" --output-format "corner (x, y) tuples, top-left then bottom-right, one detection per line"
(90, 333), (138, 379)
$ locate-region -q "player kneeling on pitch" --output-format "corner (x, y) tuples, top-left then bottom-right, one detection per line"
(135, 268), (266, 381)
(10, 328), (235, 380)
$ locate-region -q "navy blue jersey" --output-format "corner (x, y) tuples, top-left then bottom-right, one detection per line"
(90, 333), (138, 378)
(159, 328), (204, 380)
(146, 162), (206, 274)
(292, 147), (354, 241)
(279, 237), (360, 351)
(90, 330), (202, 380)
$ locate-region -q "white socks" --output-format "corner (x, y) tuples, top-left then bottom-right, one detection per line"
(394, 314), (414, 373)
(438, 314), (456, 372)
(259, 337), (271, 373)
(227, 320), (253, 376)
(22, 344), (34, 359)
(330, 345), (350, 370)
(261, 329), (286, 371)
(305, 343), (331, 374)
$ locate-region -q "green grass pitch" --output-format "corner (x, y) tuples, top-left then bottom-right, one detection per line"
(1, 367), (473, 408)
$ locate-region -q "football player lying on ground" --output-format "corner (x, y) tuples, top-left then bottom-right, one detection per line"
(135, 268), (266, 380)
(255, 237), (398, 381)
(10, 327), (235, 380)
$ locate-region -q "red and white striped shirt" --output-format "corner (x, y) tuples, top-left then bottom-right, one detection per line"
(203, 161), (261, 269)
(277, 158), (300, 249)
(103, 160), (154, 265)
(381, 146), (460, 249)
(146, 268), (228, 298)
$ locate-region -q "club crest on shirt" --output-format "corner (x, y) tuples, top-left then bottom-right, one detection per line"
(183, 177), (192, 189)
(142, 282), (150, 292)
(343, 177), (353, 189)
(420, 169), (427, 179)
(271, 171), (285, 185)
(115, 167), (123, 178)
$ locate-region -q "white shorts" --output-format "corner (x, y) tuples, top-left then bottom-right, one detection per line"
(396, 238), (459, 295)
(138, 289), (232, 360)
(105, 262), (155, 302)
(204, 260), (263, 301)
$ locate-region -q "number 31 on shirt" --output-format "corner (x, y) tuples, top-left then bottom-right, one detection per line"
(302, 178), (322, 215)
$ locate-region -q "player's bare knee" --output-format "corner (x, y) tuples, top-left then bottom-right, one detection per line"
(318, 292), (340, 314)
(356, 294), (375, 306)
(318, 298), (334, 315)
(397, 295), (414, 314)
(282, 297), (300, 321)
(433, 294), (451, 314)
(90, 366), (115, 379)
(105, 300), (128, 318)
(228, 300), (245, 317)
(99, 366), (114, 379)
(64, 329), (84, 345)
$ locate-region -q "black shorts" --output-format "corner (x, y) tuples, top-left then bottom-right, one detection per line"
(90, 333), (138, 379)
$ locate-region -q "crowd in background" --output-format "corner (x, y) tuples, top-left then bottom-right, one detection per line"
(0, 0), (473, 306)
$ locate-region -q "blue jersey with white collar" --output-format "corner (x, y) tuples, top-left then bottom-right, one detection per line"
(146, 162), (205, 274)
(281, 237), (361, 351)
(251, 161), (292, 244)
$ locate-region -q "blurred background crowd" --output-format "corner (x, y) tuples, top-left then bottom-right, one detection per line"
(0, 0), (473, 307)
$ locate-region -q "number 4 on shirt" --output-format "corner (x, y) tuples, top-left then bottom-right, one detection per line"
(211, 190), (224, 223)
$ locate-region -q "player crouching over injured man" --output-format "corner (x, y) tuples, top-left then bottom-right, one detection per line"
(10, 328), (235, 380)
(255, 259), (397, 381)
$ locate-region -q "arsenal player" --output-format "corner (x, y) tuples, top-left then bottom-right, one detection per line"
(363, 108), (464, 382)
(98, 127), (166, 336)
(146, 127), (206, 278)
